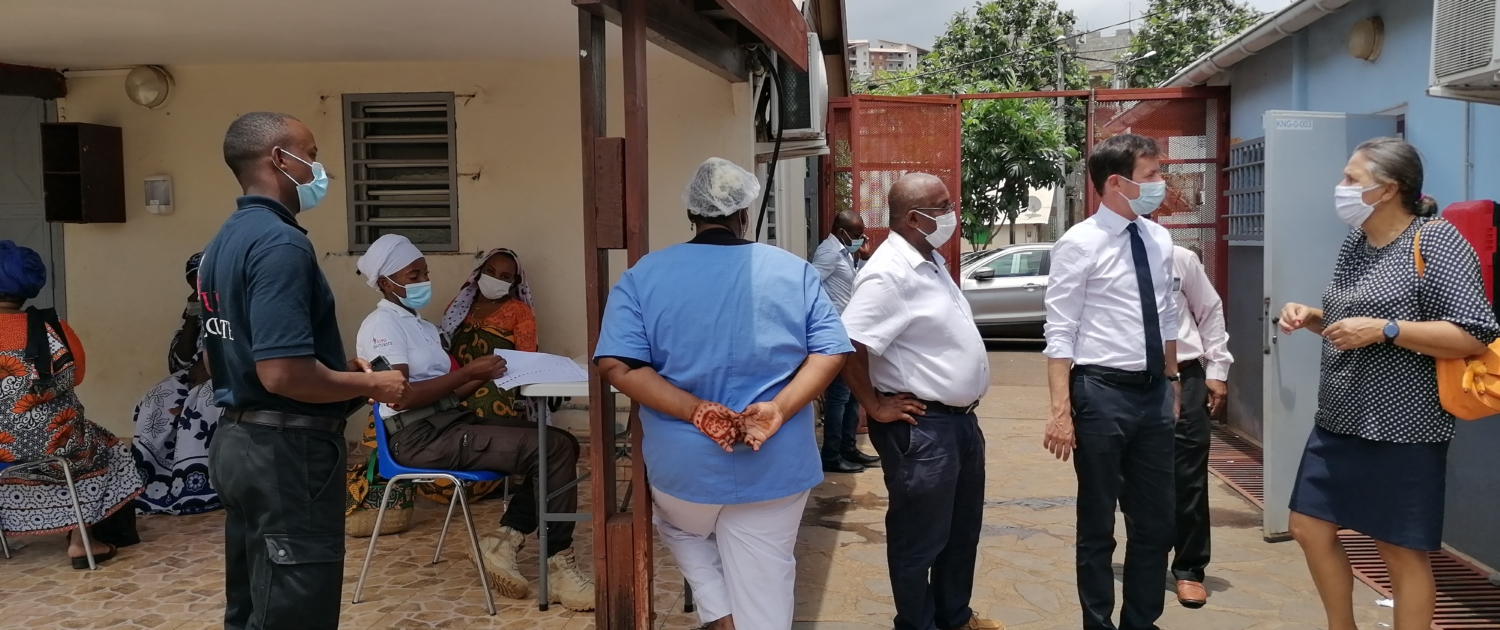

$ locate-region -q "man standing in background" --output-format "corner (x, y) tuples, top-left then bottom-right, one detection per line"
(812, 210), (881, 473)
(201, 112), (408, 630)
(1164, 243), (1232, 609)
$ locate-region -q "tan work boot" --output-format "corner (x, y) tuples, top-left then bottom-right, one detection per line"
(478, 526), (529, 599)
(546, 548), (596, 611)
(952, 613), (1005, 629)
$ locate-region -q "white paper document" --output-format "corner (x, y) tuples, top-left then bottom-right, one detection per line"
(491, 350), (590, 390)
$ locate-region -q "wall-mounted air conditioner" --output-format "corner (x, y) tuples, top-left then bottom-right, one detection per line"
(1428, 0), (1500, 104)
(757, 32), (829, 162)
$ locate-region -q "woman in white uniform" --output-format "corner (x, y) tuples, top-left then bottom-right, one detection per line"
(353, 234), (595, 611)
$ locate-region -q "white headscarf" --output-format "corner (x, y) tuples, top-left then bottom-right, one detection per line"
(441, 248), (533, 337)
(356, 234), (423, 289)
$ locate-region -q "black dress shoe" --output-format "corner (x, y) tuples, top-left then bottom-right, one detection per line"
(822, 458), (865, 473)
(843, 449), (881, 467)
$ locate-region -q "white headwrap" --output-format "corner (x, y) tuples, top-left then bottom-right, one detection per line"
(441, 248), (533, 337)
(356, 234), (424, 289)
(683, 157), (761, 217)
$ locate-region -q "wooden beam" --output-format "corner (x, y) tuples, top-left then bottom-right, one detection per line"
(0, 62), (65, 99)
(708, 0), (810, 72)
(574, 0), (749, 82)
(578, 9), (619, 626)
(623, 2), (655, 628)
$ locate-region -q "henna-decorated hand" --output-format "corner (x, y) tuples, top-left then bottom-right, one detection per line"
(691, 402), (744, 452)
(740, 401), (787, 451)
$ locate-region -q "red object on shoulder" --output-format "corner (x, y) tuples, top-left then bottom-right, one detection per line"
(1441, 200), (1499, 302)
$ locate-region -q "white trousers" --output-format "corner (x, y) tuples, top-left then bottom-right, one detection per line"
(652, 488), (810, 629)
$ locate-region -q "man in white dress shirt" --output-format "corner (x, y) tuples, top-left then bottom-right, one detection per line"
(1163, 243), (1232, 608)
(811, 210), (881, 473)
(1043, 134), (1181, 630)
(843, 173), (1001, 630)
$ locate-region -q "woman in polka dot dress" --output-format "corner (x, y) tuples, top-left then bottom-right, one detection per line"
(1278, 137), (1500, 630)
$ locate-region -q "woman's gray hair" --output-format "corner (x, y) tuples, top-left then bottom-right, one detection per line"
(1355, 137), (1438, 217)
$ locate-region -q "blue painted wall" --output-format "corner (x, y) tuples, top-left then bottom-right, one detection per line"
(1224, 0), (1500, 569)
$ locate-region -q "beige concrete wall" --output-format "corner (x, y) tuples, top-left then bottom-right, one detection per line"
(57, 50), (752, 434)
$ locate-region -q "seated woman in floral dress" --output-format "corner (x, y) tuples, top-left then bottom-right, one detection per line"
(0, 240), (142, 568)
(131, 252), (223, 515)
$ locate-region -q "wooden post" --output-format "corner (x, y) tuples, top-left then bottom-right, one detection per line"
(578, 8), (622, 627)
(621, 0), (655, 627)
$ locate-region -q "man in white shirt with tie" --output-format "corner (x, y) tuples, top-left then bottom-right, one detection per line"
(1163, 243), (1232, 609)
(842, 173), (1000, 630)
(811, 210), (881, 473)
(1043, 134), (1181, 630)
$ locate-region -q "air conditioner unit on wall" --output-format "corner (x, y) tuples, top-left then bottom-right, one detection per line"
(1429, 0), (1500, 104)
(757, 32), (830, 162)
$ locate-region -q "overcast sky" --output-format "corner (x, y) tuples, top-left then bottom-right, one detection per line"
(848, 0), (1292, 49)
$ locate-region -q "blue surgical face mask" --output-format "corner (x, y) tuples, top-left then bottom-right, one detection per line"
(1123, 178), (1167, 217)
(841, 230), (866, 255)
(388, 278), (433, 310)
(276, 148), (329, 212)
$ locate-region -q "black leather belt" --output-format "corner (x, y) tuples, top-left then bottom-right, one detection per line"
(382, 394), (462, 435)
(223, 409), (346, 434)
(1074, 364), (1159, 387)
(880, 392), (980, 416)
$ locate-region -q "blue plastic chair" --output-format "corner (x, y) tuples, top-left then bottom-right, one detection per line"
(352, 405), (505, 615)
(0, 456), (98, 570)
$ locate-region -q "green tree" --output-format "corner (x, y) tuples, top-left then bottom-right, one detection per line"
(960, 86), (1076, 248)
(921, 0), (1089, 94)
(1126, 0), (1264, 87)
(862, 0), (1086, 245)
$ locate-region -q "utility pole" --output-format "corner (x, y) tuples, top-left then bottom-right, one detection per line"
(1056, 48), (1074, 232)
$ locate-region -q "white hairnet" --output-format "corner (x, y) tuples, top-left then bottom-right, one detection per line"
(356, 234), (423, 288)
(682, 157), (762, 217)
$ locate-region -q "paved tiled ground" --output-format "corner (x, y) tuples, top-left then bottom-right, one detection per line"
(0, 344), (1395, 629)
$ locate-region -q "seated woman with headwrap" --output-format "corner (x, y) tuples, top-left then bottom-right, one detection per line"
(440, 247), (539, 420)
(130, 252), (223, 515)
(352, 235), (593, 611)
(0, 241), (143, 568)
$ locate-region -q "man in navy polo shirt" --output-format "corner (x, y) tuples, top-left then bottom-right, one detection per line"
(200, 112), (408, 630)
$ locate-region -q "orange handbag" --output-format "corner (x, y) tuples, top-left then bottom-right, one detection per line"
(1415, 221), (1500, 420)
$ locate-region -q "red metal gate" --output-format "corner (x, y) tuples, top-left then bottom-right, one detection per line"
(825, 96), (963, 278)
(824, 88), (1230, 294)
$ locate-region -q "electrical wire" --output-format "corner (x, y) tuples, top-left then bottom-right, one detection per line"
(864, 11), (1163, 90)
(754, 49), (786, 244)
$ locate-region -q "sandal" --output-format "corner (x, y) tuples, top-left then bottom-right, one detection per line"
(68, 530), (117, 569)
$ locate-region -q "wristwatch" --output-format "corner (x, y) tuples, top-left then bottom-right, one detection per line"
(1165, 373), (1181, 382)
(1383, 319), (1401, 343)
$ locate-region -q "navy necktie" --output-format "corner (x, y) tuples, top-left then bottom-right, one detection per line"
(1126, 223), (1165, 375)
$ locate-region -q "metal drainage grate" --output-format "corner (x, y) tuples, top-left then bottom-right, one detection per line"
(1208, 426), (1500, 629)
(1340, 531), (1500, 628)
(1207, 426), (1264, 507)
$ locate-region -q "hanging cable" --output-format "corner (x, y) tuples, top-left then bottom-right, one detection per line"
(754, 49), (786, 244)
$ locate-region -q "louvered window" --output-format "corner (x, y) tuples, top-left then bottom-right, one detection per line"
(343, 93), (459, 252)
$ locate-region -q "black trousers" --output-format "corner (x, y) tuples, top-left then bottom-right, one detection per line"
(869, 409), (986, 630)
(209, 419), (347, 630)
(1171, 362), (1211, 583)
(1071, 367), (1176, 630)
(391, 409), (580, 556)
(820, 376), (860, 463)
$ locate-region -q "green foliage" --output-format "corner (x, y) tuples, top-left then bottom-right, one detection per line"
(859, 0), (1086, 246)
(960, 86), (1076, 246)
(922, 0), (1089, 93)
(1126, 0), (1265, 87)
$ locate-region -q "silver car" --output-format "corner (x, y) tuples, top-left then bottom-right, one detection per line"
(960, 243), (1052, 337)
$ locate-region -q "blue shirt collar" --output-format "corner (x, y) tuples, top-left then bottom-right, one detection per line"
(236, 195), (305, 234)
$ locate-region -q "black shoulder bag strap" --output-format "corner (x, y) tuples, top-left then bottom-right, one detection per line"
(24, 306), (73, 392)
